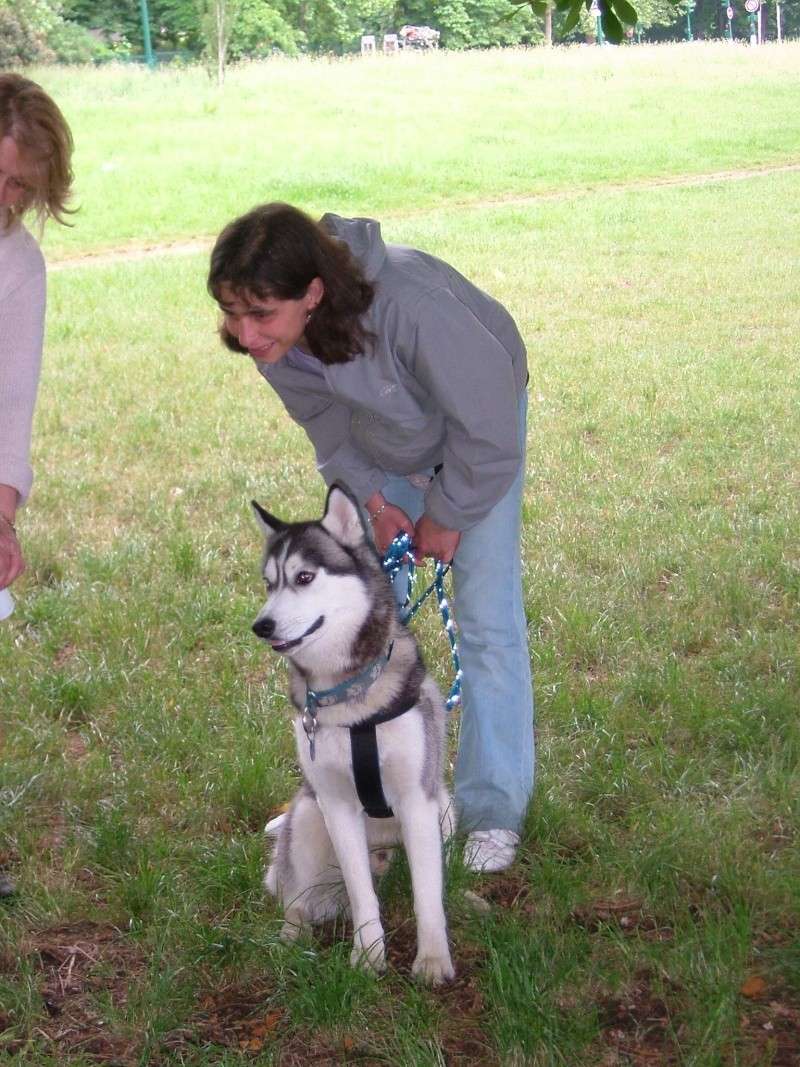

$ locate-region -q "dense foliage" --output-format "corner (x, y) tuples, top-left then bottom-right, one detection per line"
(0, 0), (797, 67)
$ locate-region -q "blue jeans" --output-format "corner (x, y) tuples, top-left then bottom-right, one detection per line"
(380, 392), (535, 833)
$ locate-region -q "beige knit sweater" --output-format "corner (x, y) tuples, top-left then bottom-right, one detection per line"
(0, 211), (45, 507)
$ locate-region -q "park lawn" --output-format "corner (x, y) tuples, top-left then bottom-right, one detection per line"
(1, 45), (799, 1065)
(28, 40), (800, 259)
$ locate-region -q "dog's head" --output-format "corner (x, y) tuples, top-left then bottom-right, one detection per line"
(250, 485), (390, 670)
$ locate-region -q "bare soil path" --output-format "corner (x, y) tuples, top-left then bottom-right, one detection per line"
(48, 160), (800, 272)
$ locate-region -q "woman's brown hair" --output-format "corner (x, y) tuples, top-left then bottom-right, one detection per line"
(0, 73), (74, 227)
(208, 203), (375, 365)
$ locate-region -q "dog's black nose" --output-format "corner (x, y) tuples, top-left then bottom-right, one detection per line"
(252, 616), (275, 640)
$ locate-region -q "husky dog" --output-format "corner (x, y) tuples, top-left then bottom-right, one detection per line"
(251, 485), (455, 984)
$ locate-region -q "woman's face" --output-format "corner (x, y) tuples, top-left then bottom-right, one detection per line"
(217, 279), (322, 365)
(0, 136), (34, 211)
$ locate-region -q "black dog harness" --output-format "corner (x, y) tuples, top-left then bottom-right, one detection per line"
(301, 644), (415, 819)
(348, 699), (415, 818)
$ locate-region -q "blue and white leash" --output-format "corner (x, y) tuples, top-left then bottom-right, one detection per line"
(381, 533), (462, 711)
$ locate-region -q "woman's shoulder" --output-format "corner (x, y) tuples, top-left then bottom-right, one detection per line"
(0, 220), (45, 301)
(372, 244), (454, 311)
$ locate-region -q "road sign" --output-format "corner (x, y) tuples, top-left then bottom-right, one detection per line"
(744, 0), (759, 11)
(726, 4), (734, 15)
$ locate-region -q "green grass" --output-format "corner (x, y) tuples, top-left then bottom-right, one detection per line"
(1, 42), (799, 1065)
(29, 41), (800, 258)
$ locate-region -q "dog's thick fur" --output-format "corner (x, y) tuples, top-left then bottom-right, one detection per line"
(252, 485), (454, 984)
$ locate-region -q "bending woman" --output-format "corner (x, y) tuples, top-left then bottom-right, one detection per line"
(209, 203), (534, 872)
(0, 74), (73, 594)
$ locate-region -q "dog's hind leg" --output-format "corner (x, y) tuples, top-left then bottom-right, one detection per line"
(397, 795), (454, 985)
(269, 790), (348, 939)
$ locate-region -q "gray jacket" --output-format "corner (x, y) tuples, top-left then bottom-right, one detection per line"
(259, 214), (527, 531)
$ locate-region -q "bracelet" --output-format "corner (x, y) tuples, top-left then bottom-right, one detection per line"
(0, 515), (16, 534)
(368, 502), (389, 525)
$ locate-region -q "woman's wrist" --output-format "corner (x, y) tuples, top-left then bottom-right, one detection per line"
(368, 503), (390, 525)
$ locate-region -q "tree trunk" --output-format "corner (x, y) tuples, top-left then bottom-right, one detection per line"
(544, 3), (553, 45)
(216, 0), (226, 86)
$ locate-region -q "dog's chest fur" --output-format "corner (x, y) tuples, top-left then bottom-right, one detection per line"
(293, 701), (429, 812)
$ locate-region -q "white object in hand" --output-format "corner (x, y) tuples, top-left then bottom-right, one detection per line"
(0, 587), (15, 620)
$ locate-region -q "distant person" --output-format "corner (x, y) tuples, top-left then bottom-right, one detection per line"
(0, 74), (73, 898)
(208, 203), (535, 872)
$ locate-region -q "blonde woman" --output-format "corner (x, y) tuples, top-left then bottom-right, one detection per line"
(0, 74), (73, 596)
(0, 75), (73, 896)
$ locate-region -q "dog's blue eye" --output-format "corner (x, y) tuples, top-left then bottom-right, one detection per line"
(295, 571), (315, 586)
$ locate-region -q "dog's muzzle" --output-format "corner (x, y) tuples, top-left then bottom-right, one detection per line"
(252, 614), (324, 653)
(252, 616), (276, 641)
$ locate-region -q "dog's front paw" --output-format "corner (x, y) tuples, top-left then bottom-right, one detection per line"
(412, 949), (455, 986)
(350, 928), (386, 975)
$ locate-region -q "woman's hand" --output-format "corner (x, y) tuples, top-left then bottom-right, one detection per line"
(413, 514), (461, 564)
(366, 493), (415, 556)
(0, 516), (24, 591)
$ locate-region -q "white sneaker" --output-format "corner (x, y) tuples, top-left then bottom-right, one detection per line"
(464, 829), (520, 873)
(264, 812), (288, 838)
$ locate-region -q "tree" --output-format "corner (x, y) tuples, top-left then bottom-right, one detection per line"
(0, 1), (51, 65)
(227, 0), (299, 58)
(513, 0), (649, 42)
(394, 0), (540, 47)
(1, 0), (103, 64)
(199, 0), (242, 83)
(62, 0), (140, 46)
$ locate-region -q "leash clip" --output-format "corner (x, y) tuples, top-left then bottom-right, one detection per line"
(302, 704), (318, 761)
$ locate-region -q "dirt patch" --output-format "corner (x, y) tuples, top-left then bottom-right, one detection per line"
(739, 990), (800, 1067)
(162, 977), (282, 1056)
(755, 817), (795, 858)
(49, 237), (210, 272)
(432, 963), (498, 1065)
(572, 896), (675, 943)
(738, 933), (800, 1067)
(275, 1033), (386, 1065)
(64, 732), (89, 761)
(53, 642), (79, 669)
(3, 920), (147, 1064)
(596, 968), (683, 1065)
(473, 869), (537, 916)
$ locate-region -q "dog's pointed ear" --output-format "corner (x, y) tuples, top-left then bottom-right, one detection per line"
(321, 485), (365, 547)
(251, 500), (286, 538)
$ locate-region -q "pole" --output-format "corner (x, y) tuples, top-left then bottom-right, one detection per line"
(139, 0), (155, 68)
(776, 0), (782, 41)
(590, 1), (604, 43)
(685, 0), (694, 39)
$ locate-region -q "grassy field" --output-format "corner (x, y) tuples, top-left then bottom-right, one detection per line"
(1, 42), (799, 1066)
(30, 41), (800, 258)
